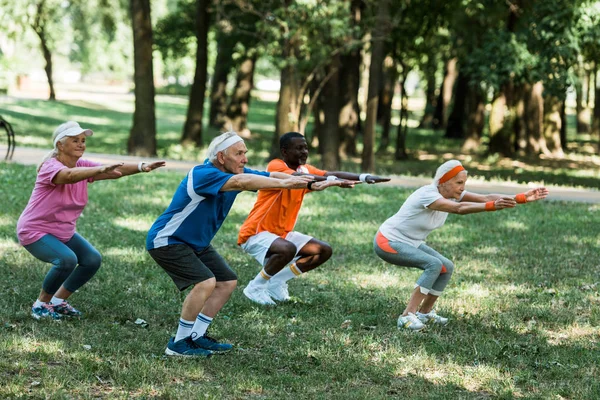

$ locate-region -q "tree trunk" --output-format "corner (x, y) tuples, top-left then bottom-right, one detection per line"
(560, 99), (567, 150)
(488, 90), (513, 156)
(271, 59), (300, 159)
(32, 0), (56, 101)
(225, 54), (256, 137)
(462, 85), (485, 152)
(419, 57), (437, 129)
(209, 34), (236, 128)
(513, 85), (526, 153)
(339, 51), (361, 158)
(362, 0), (389, 172)
(575, 78), (590, 133)
(523, 82), (549, 155)
(445, 72), (469, 139)
(395, 73), (409, 160)
(542, 95), (564, 157)
(338, 0), (363, 158)
(432, 57), (457, 130)
(321, 56), (342, 170)
(593, 79), (600, 155)
(377, 56), (397, 153)
(181, 0), (210, 147)
(128, 0), (157, 156)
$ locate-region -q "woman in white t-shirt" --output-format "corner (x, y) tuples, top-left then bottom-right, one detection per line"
(374, 160), (548, 331)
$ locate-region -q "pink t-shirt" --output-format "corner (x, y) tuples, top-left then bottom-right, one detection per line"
(16, 158), (102, 246)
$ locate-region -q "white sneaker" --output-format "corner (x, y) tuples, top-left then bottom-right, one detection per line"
(416, 310), (449, 326)
(267, 281), (290, 301)
(397, 312), (425, 331)
(243, 282), (276, 305)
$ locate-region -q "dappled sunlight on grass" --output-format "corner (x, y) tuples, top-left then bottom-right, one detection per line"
(346, 271), (401, 289)
(7, 337), (66, 356)
(500, 220), (528, 231)
(545, 325), (600, 345)
(112, 217), (152, 233)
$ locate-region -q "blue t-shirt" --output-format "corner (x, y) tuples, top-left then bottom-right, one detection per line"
(146, 161), (270, 252)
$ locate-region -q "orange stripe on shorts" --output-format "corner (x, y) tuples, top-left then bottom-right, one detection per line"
(376, 231), (398, 254)
(440, 265), (447, 274)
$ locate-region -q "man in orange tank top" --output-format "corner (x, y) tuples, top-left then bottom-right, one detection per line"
(238, 132), (390, 305)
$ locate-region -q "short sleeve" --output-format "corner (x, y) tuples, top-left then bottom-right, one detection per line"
(191, 167), (233, 196)
(306, 164), (326, 176)
(77, 159), (103, 183)
(420, 185), (444, 208)
(37, 158), (67, 187)
(242, 167), (270, 178)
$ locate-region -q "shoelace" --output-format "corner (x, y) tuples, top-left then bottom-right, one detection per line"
(202, 335), (218, 343)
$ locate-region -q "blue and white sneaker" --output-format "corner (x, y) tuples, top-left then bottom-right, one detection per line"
(165, 337), (213, 357)
(31, 302), (62, 320)
(193, 334), (233, 352)
(54, 301), (82, 317)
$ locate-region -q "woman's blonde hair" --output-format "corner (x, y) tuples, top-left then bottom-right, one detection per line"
(37, 129), (68, 173)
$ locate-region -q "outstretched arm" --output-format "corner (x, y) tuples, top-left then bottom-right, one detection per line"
(96, 161), (166, 180)
(53, 163), (124, 184)
(429, 197), (516, 215)
(462, 187), (548, 204)
(325, 171), (390, 184)
(220, 174), (313, 192)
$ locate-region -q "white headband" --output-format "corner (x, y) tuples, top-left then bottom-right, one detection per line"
(215, 135), (243, 153)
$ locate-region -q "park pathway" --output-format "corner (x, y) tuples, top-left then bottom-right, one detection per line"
(3, 145), (600, 204)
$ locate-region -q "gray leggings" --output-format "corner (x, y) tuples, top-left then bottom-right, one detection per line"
(374, 234), (454, 296)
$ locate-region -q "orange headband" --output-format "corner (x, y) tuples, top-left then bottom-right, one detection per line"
(438, 165), (465, 184)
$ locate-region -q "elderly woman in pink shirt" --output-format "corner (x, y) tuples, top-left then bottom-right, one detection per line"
(17, 121), (165, 320)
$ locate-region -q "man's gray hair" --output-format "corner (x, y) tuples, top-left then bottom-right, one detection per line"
(206, 131), (244, 163)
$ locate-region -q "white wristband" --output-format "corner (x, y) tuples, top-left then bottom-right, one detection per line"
(359, 173), (370, 183)
(138, 161), (145, 172)
(326, 175), (339, 181)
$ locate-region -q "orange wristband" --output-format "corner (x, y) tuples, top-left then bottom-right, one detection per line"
(515, 193), (527, 204)
(485, 201), (496, 211)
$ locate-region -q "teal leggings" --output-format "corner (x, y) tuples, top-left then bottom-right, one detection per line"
(24, 233), (102, 295)
(374, 234), (454, 296)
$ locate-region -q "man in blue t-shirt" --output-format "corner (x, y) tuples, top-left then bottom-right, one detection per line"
(147, 131), (338, 357)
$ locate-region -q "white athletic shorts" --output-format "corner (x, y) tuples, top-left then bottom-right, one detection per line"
(240, 231), (313, 267)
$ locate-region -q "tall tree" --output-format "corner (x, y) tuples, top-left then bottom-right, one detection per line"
(224, 51), (257, 136)
(181, 0), (210, 146)
(362, 0), (390, 172)
(128, 0), (157, 156)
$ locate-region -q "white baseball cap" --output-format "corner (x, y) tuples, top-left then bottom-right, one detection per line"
(53, 121), (93, 147)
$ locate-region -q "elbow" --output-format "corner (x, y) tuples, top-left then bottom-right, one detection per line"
(455, 205), (469, 215)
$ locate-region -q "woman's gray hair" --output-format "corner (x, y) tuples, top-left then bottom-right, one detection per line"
(37, 126), (70, 173)
(206, 131), (243, 163)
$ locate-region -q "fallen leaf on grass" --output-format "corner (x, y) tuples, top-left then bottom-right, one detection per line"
(340, 319), (352, 329)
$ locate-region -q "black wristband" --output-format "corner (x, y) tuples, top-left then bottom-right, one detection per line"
(307, 180), (315, 190)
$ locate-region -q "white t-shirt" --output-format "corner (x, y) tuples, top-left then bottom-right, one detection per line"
(378, 184), (466, 248)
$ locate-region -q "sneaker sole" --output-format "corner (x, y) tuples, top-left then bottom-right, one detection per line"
(243, 288), (276, 305)
(164, 348), (212, 358)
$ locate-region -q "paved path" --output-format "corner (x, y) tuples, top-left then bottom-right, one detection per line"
(3, 145), (600, 203)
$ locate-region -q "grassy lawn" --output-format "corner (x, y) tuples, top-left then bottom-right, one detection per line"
(1, 163), (599, 398)
(1, 93), (600, 189)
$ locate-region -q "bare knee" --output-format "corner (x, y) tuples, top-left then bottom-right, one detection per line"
(193, 277), (217, 294)
(276, 241), (297, 264)
(216, 279), (237, 294)
(320, 243), (333, 262)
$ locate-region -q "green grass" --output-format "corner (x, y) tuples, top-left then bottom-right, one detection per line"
(1, 94), (600, 188)
(1, 162), (599, 398)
